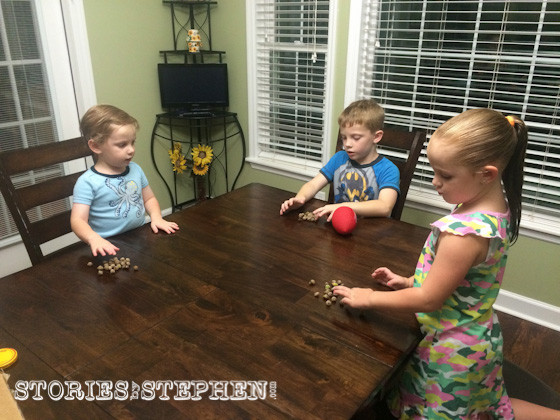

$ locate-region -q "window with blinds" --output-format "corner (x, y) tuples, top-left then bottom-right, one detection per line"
(348, 0), (560, 240)
(0, 0), (63, 241)
(246, 0), (336, 178)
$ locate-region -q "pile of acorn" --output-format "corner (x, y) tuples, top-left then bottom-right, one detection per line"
(308, 278), (344, 307)
(87, 256), (138, 275)
(298, 211), (318, 222)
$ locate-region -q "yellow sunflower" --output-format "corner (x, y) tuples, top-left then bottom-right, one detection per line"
(172, 155), (187, 174)
(168, 142), (182, 159)
(191, 144), (213, 166)
(192, 163), (209, 176)
(169, 143), (187, 173)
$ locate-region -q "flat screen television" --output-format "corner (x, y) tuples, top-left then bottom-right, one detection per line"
(158, 63), (229, 113)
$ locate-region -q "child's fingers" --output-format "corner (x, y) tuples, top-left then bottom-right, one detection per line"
(150, 223), (159, 234)
(333, 285), (350, 297)
(105, 244), (119, 255)
(372, 267), (388, 276)
(280, 199), (294, 214)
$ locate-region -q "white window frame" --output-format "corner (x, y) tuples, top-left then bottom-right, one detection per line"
(245, 0), (338, 182)
(0, 0), (96, 276)
(346, 0), (560, 243)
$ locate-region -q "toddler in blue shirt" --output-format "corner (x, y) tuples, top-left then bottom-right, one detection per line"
(71, 105), (178, 256)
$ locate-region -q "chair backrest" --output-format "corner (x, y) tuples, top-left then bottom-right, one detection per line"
(328, 127), (426, 220)
(0, 137), (92, 265)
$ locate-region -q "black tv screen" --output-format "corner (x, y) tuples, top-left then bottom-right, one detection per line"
(158, 63), (229, 111)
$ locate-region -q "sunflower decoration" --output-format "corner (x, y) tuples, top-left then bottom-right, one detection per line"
(192, 162), (210, 176)
(168, 143), (187, 174)
(191, 144), (214, 176)
(191, 144), (213, 166)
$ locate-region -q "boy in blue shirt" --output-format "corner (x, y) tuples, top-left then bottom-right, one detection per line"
(71, 105), (178, 257)
(280, 99), (399, 220)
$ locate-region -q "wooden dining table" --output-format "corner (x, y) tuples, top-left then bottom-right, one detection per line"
(0, 183), (430, 420)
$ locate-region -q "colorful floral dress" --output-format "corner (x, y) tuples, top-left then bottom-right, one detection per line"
(388, 210), (515, 419)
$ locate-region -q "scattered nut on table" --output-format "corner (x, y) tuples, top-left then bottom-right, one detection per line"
(89, 256), (137, 275)
(309, 278), (345, 307)
(298, 211), (318, 222)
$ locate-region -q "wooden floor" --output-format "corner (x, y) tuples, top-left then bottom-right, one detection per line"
(499, 311), (560, 394)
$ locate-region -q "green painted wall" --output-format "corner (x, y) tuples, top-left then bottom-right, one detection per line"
(82, 0), (559, 308)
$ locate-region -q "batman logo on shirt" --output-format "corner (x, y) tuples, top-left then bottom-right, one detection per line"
(342, 170), (367, 201)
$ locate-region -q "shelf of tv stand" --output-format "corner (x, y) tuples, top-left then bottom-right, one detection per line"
(160, 49), (226, 64)
(163, 0), (218, 52)
(162, 1), (217, 5)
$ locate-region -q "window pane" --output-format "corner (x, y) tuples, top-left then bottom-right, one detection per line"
(14, 63), (51, 120)
(3, 0), (41, 60)
(355, 0), (560, 237)
(250, 0), (333, 168)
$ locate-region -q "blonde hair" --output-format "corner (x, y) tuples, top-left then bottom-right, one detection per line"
(432, 108), (528, 243)
(338, 99), (384, 133)
(80, 105), (139, 145)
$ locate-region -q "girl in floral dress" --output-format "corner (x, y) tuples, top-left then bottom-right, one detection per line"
(334, 109), (560, 419)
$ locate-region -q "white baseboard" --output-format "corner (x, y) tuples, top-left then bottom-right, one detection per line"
(495, 289), (560, 332)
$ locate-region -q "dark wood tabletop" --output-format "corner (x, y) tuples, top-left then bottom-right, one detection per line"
(0, 183), (430, 420)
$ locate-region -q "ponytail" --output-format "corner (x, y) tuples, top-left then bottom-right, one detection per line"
(502, 115), (528, 244)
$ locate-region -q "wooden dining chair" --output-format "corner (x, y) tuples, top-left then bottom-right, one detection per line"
(328, 127), (426, 220)
(0, 137), (92, 265)
(503, 358), (560, 410)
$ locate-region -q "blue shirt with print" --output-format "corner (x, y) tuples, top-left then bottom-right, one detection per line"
(73, 162), (148, 238)
(320, 151), (400, 203)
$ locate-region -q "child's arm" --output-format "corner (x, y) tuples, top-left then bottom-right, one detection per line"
(142, 185), (179, 234)
(280, 174), (329, 215)
(70, 203), (120, 256)
(313, 188), (398, 221)
(334, 232), (489, 312)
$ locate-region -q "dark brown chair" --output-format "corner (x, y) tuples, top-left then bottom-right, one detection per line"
(328, 127), (425, 220)
(0, 137), (92, 265)
(503, 358), (560, 410)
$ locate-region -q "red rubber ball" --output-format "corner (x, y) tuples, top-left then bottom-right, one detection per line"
(331, 206), (357, 235)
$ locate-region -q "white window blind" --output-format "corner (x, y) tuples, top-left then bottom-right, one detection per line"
(246, 0), (336, 178)
(0, 0), (64, 240)
(348, 0), (560, 241)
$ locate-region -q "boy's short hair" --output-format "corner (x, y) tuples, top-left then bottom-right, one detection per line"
(338, 99), (384, 133)
(80, 104), (139, 144)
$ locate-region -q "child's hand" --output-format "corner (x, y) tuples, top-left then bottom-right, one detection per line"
(89, 236), (119, 257)
(313, 204), (337, 221)
(150, 218), (179, 234)
(332, 286), (375, 309)
(280, 196), (305, 215)
(372, 267), (411, 290)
